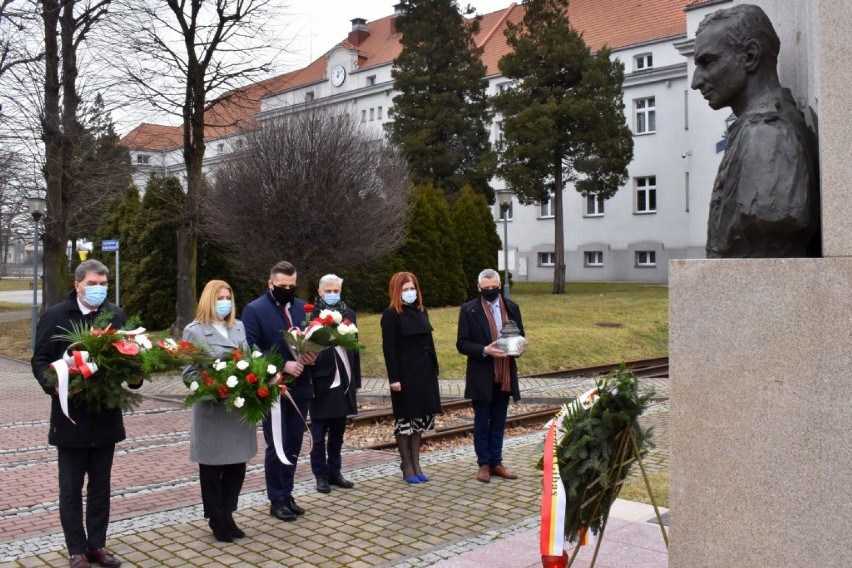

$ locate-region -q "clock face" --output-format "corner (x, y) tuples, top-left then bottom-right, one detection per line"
(331, 65), (346, 87)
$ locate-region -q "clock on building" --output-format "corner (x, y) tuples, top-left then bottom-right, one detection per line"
(331, 65), (346, 87)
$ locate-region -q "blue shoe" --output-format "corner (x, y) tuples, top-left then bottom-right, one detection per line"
(416, 473), (429, 482)
(404, 476), (421, 484)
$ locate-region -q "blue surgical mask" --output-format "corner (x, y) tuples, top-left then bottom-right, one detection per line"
(323, 292), (341, 306)
(401, 290), (417, 304)
(83, 285), (108, 307)
(215, 300), (232, 318)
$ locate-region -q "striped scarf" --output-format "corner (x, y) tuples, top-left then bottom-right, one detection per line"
(481, 296), (511, 393)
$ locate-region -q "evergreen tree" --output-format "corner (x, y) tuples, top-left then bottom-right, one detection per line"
(93, 184), (141, 309)
(387, 0), (496, 198)
(339, 255), (407, 313)
(450, 186), (501, 300)
(397, 185), (466, 307)
(121, 175), (182, 330)
(494, 0), (634, 293)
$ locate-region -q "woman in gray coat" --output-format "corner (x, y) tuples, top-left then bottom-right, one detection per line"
(182, 280), (257, 543)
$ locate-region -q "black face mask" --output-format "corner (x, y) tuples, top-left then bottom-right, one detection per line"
(480, 288), (500, 302)
(271, 286), (296, 305)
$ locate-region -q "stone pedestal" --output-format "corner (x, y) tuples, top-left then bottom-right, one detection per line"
(669, 258), (852, 566)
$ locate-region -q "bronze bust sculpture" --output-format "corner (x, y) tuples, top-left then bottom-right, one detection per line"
(692, 4), (820, 258)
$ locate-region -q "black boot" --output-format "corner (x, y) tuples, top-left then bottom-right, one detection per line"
(208, 518), (233, 542)
(225, 515), (245, 539)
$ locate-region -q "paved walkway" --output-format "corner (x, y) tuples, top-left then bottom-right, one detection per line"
(0, 359), (669, 567)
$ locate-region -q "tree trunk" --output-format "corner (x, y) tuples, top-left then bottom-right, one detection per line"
(553, 159), (566, 294)
(41, 0), (69, 307)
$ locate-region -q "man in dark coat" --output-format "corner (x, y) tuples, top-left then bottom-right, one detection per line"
(308, 274), (360, 494)
(31, 260), (130, 568)
(456, 268), (524, 483)
(242, 261), (317, 522)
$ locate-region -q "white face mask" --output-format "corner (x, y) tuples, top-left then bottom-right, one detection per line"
(401, 290), (417, 304)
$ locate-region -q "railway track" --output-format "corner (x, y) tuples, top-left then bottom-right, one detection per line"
(359, 357), (669, 450)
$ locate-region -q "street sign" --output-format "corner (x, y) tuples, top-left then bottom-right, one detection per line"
(102, 239), (119, 251)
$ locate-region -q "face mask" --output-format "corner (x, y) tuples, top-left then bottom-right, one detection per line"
(271, 286), (296, 305)
(215, 300), (232, 318)
(401, 290), (417, 304)
(480, 288), (500, 302)
(323, 293), (341, 306)
(83, 285), (108, 307)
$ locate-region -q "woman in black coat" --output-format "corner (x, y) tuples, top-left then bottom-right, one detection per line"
(380, 272), (442, 484)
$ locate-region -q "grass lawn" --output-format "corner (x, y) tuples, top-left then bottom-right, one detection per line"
(0, 278), (39, 291)
(620, 471), (670, 508)
(358, 281), (668, 378)
(0, 318), (31, 360)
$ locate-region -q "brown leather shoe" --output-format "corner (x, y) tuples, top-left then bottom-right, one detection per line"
(85, 548), (121, 567)
(70, 554), (91, 568)
(490, 464), (518, 480)
(476, 464), (491, 483)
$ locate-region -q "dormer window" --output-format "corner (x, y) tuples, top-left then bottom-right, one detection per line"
(136, 154), (150, 165)
(635, 53), (653, 71)
(367, 75), (376, 86)
(305, 91), (315, 102)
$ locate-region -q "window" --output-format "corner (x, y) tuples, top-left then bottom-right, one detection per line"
(635, 53), (653, 71)
(635, 97), (656, 134)
(136, 154), (149, 165)
(539, 198), (554, 218)
(584, 251), (603, 267)
(367, 75), (376, 86)
(497, 82), (510, 94)
(305, 91), (315, 102)
(217, 143), (224, 153)
(361, 110), (367, 123)
(497, 201), (513, 221)
(539, 252), (555, 266)
(377, 106), (383, 120)
(635, 176), (657, 213)
(236, 139), (244, 149)
(585, 195), (604, 216)
(495, 121), (505, 150)
(636, 250), (657, 267)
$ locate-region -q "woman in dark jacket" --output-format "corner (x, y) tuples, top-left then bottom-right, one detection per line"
(380, 272), (442, 484)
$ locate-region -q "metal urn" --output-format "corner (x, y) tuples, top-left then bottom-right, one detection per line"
(496, 320), (528, 357)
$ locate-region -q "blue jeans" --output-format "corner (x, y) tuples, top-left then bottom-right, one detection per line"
(262, 396), (310, 503)
(309, 416), (347, 478)
(471, 383), (511, 467)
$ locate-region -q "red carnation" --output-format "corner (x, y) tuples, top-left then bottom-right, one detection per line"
(323, 314), (334, 325)
(303, 303), (315, 313)
(232, 349), (244, 361)
(178, 341), (196, 352)
(217, 386), (229, 398)
(205, 377), (215, 386)
(246, 373), (258, 384)
(257, 386), (269, 398)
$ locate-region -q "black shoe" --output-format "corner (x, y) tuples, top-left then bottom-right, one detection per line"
(269, 501), (296, 522)
(225, 516), (245, 539)
(208, 518), (234, 542)
(316, 476), (331, 494)
(284, 495), (305, 516)
(328, 473), (355, 489)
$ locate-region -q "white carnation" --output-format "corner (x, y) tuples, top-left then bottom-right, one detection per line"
(134, 334), (153, 350)
(226, 375), (239, 388)
(213, 361), (227, 371)
(331, 311), (342, 324)
(267, 364), (277, 375)
(236, 360), (249, 370)
(189, 381), (199, 392)
(233, 396), (245, 408)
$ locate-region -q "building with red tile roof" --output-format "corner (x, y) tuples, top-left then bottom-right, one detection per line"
(122, 0), (738, 283)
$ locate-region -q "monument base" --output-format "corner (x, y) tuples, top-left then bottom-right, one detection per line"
(669, 258), (852, 567)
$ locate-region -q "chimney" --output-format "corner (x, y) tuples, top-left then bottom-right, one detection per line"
(390, 3), (405, 34)
(348, 18), (369, 46)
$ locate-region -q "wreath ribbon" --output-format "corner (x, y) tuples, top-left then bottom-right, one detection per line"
(269, 388), (312, 466)
(49, 350), (99, 424)
(540, 417), (567, 557)
(330, 346), (352, 391)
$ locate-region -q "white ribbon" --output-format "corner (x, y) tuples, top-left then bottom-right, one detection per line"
(269, 388), (313, 466)
(49, 350), (99, 424)
(330, 346), (352, 391)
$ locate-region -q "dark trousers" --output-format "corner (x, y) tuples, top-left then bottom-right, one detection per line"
(262, 396), (310, 502)
(57, 445), (115, 555)
(471, 383), (511, 467)
(309, 416), (347, 478)
(198, 463), (246, 520)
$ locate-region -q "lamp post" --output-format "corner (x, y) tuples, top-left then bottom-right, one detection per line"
(497, 191), (512, 300)
(28, 196), (46, 351)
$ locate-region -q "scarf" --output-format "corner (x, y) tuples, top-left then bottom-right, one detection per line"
(481, 295), (511, 393)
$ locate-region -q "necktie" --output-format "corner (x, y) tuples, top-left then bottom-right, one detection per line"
(282, 304), (292, 329)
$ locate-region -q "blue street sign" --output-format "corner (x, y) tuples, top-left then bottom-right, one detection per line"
(102, 239), (119, 251)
